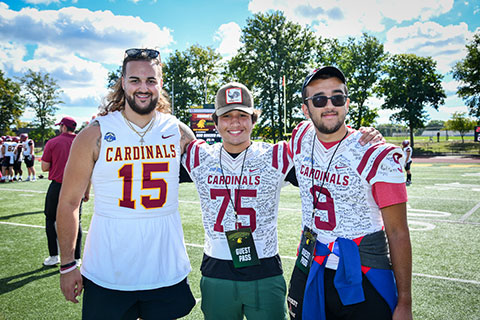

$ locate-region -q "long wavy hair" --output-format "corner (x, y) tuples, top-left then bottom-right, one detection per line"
(99, 52), (171, 116)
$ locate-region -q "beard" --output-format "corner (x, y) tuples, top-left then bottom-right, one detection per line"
(309, 109), (346, 134)
(125, 93), (158, 115)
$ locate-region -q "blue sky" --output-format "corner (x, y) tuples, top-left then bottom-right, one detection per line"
(1, 0), (479, 127)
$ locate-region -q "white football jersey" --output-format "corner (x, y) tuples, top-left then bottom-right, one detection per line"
(22, 139), (34, 156)
(82, 110), (191, 291)
(183, 140), (292, 260)
(290, 121), (405, 243)
(3, 142), (17, 158)
(403, 146), (412, 163)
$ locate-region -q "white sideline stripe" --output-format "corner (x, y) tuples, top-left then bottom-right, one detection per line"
(460, 201), (480, 222)
(1, 221), (479, 286)
(1, 188), (46, 193)
(0, 221), (45, 228)
(412, 273), (480, 285)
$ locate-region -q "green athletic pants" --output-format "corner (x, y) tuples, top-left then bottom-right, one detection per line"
(200, 275), (288, 320)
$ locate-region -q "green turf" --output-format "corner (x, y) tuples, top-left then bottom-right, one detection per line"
(0, 160), (479, 319)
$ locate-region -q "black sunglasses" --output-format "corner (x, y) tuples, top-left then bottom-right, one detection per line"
(305, 94), (347, 108)
(125, 48), (160, 59)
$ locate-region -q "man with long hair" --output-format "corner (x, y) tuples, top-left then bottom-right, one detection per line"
(57, 48), (196, 319)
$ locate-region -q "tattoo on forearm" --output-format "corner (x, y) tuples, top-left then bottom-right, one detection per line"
(91, 120), (101, 161)
(179, 122), (195, 154)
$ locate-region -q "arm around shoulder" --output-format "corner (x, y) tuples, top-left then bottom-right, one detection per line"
(178, 121), (195, 155)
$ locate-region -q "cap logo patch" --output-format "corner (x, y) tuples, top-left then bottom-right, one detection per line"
(225, 88), (242, 104)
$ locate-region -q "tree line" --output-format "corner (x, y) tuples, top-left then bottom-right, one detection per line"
(1, 11), (479, 147)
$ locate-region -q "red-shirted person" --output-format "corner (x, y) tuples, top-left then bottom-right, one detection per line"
(41, 117), (88, 266)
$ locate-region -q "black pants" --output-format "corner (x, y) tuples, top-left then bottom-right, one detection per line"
(324, 268), (392, 320)
(44, 180), (82, 258)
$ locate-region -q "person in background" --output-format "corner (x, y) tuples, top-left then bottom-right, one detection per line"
(41, 117), (85, 267)
(1, 136), (18, 183)
(12, 136), (23, 181)
(20, 133), (37, 181)
(402, 140), (413, 186)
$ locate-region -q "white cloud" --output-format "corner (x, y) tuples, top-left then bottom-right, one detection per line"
(385, 22), (470, 73)
(214, 22), (242, 58)
(0, 4), (174, 110)
(247, 0), (454, 39)
(379, 0), (453, 22)
(442, 79), (461, 95)
(0, 4), (174, 65)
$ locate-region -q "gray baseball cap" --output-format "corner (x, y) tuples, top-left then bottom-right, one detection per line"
(214, 82), (254, 116)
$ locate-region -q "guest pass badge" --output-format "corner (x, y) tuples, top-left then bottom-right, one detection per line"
(295, 226), (317, 274)
(226, 227), (260, 268)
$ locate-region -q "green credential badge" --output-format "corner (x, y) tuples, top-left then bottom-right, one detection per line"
(226, 227), (260, 268)
(295, 226), (317, 274)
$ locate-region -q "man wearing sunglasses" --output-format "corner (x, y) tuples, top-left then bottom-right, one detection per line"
(287, 66), (412, 320)
(56, 48), (196, 319)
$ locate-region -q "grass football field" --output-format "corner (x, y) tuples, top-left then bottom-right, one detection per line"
(0, 160), (479, 319)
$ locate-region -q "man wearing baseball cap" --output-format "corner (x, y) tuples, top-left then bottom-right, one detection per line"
(55, 116), (77, 130)
(287, 66), (412, 320)
(41, 116), (85, 267)
(182, 82), (295, 319)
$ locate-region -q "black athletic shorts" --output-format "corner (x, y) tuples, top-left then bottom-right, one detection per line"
(82, 276), (196, 320)
(24, 155), (35, 168)
(404, 161), (412, 171)
(2, 156), (13, 168)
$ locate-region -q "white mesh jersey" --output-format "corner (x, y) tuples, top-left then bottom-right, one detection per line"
(3, 142), (17, 164)
(183, 140), (292, 260)
(290, 121), (405, 243)
(403, 146), (412, 163)
(22, 139), (34, 156)
(82, 110), (191, 291)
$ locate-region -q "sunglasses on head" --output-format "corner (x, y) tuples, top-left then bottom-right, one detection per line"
(125, 48), (160, 59)
(304, 94), (348, 108)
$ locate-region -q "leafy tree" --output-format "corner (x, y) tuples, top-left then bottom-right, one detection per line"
(337, 34), (388, 128)
(425, 120), (445, 130)
(20, 70), (63, 144)
(226, 11), (316, 141)
(379, 54), (446, 147)
(107, 66), (122, 89)
(0, 70), (24, 135)
(445, 112), (475, 143)
(452, 32), (480, 119)
(376, 123), (408, 137)
(163, 45), (222, 123)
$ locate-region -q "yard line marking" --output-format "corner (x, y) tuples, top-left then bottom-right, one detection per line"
(1, 221), (479, 286)
(0, 188), (46, 193)
(408, 217), (480, 226)
(412, 273), (480, 285)
(460, 201), (480, 222)
(0, 221), (45, 228)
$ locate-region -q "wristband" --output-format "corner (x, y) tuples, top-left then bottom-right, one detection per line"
(60, 260), (77, 275)
(60, 261), (76, 269)
(59, 265), (78, 275)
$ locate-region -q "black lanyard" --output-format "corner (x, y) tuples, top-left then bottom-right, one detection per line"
(219, 144), (250, 230)
(309, 130), (348, 229)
